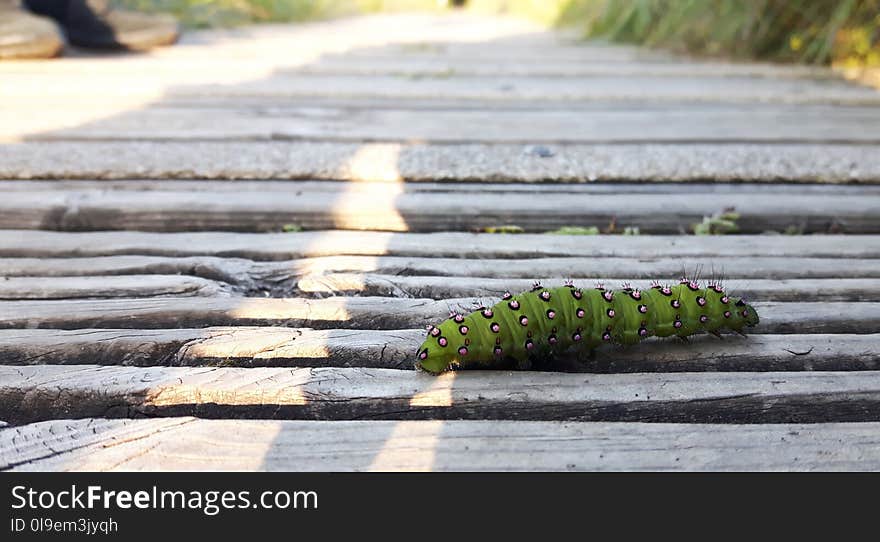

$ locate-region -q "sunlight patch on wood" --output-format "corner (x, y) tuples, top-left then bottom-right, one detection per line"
(0, 12), (540, 142)
(340, 143), (404, 183)
(65, 419), (284, 471)
(228, 298), (351, 322)
(368, 420), (446, 471)
(332, 144), (408, 230)
(409, 371), (456, 407)
(180, 328), (304, 360)
(147, 368), (310, 407)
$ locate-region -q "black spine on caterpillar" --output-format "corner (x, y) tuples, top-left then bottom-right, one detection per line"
(415, 280), (759, 374)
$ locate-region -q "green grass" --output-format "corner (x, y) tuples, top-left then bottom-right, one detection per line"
(467, 0), (879, 66)
(554, 0), (880, 66)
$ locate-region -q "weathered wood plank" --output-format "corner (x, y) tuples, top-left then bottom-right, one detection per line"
(7, 180), (880, 195)
(5, 266), (876, 301)
(0, 43), (669, 73)
(0, 328), (422, 369)
(4, 365), (880, 424)
(3, 142), (879, 184)
(11, 74), (877, 105)
(0, 296), (442, 330)
(0, 329), (875, 373)
(1, 187), (874, 233)
(29, 105), (880, 143)
(152, 93), (880, 115)
(566, 333), (880, 373)
(1, 231), (876, 259)
(0, 296), (440, 330)
(3, 256), (880, 298)
(758, 302), (880, 334)
(290, 56), (837, 79)
(6, 418), (880, 471)
(0, 418), (196, 471)
(0, 256), (258, 285)
(181, 75), (880, 104)
(0, 297), (873, 334)
(0, 50), (833, 78)
(297, 275), (880, 302)
(11, 73), (873, 104)
(272, 255), (880, 280)
(0, 275), (232, 300)
(341, 41), (673, 62)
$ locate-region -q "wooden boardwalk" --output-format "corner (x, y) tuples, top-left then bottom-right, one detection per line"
(1, 12), (879, 471)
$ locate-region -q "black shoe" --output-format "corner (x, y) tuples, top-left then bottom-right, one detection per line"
(0, 0), (63, 59)
(24, 0), (179, 50)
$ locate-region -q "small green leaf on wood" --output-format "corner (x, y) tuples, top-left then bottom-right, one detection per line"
(545, 226), (600, 235)
(483, 225), (525, 234)
(693, 209), (740, 235)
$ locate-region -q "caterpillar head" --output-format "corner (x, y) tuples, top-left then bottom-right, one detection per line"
(733, 298), (760, 328)
(416, 319), (462, 374)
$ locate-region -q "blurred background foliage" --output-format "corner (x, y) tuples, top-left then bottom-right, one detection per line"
(111, 1), (446, 27)
(553, 0), (880, 67)
(113, 0), (880, 67)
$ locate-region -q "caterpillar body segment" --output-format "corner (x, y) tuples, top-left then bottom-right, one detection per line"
(416, 280), (759, 374)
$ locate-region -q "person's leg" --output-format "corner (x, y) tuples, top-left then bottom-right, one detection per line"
(0, 0), (63, 59)
(24, 0), (179, 51)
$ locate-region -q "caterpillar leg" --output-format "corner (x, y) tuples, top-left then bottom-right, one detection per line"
(514, 356), (533, 371)
(576, 348), (597, 363)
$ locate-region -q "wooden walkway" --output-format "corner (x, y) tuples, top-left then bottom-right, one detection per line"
(1, 12), (879, 471)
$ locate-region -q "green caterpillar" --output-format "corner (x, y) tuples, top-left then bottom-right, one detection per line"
(416, 279), (759, 374)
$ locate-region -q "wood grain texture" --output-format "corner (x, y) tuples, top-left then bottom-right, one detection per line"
(1, 187), (874, 233)
(18, 73), (880, 105)
(0, 275), (232, 299)
(3, 142), (880, 183)
(2, 231), (877, 259)
(30, 105), (880, 144)
(296, 274), (880, 302)
(5, 418), (880, 471)
(7, 180), (880, 195)
(11, 50), (739, 76)
(0, 327), (422, 369)
(0, 297), (874, 333)
(4, 365), (880, 425)
(3, 256), (880, 301)
(289, 56), (838, 78)
(273, 255), (880, 280)
(0, 296), (442, 330)
(329, 41), (675, 62)
(1, 418), (195, 471)
(3, 270), (871, 301)
(0, 328), (875, 373)
(0, 256), (261, 290)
